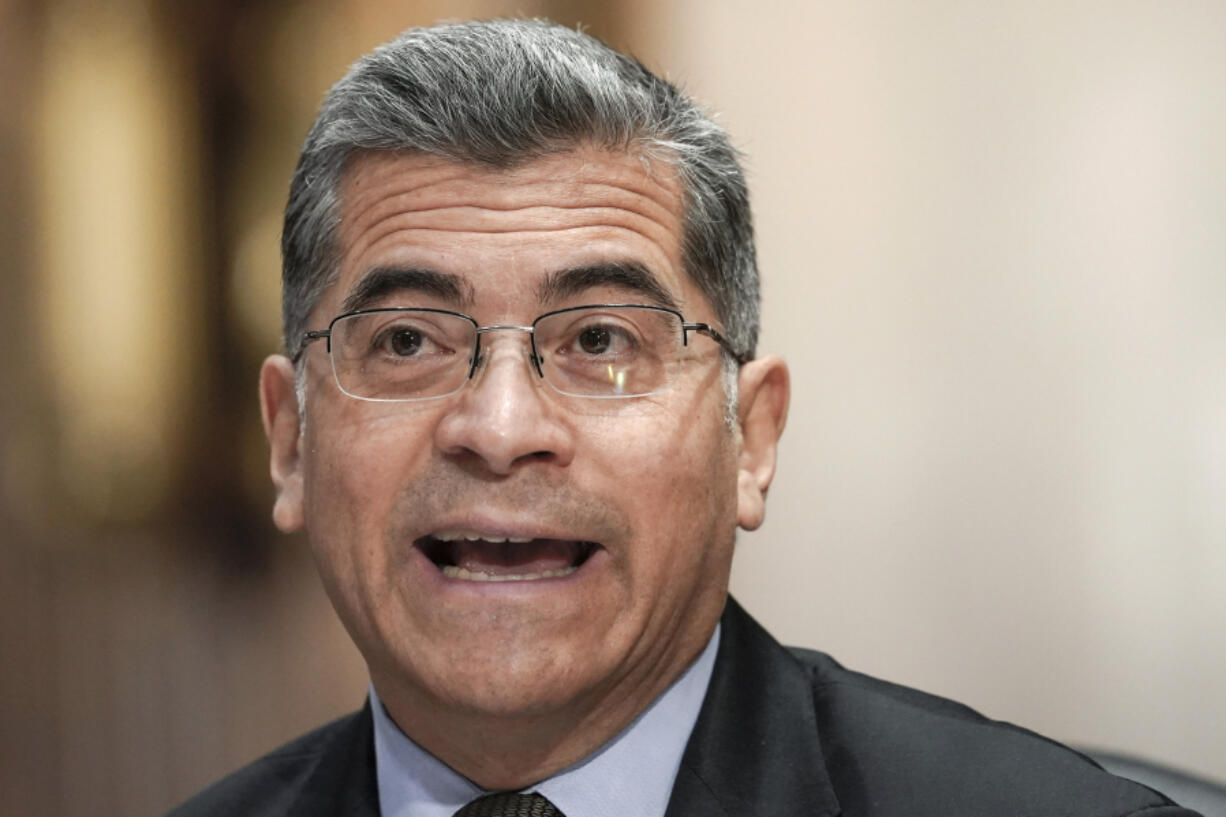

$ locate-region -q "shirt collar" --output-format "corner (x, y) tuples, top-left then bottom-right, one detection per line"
(371, 625), (721, 817)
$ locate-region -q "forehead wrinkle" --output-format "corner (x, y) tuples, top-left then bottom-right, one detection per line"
(336, 153), (685, 266)
(334, 148), (694, 310)
(366, 205), (677, 237)
(346, 185), (680, 235)
(340, 204), (682, 289)
(338, 200), (680, 278)
(341, 153), (683, 232)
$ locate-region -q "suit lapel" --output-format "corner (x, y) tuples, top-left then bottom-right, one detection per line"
(664, 598), (842, 817)
(290, 701), (382, 817)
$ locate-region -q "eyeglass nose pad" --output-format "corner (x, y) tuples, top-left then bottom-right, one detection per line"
(464, 333), (546, 381)
(467, 336), (483, 379)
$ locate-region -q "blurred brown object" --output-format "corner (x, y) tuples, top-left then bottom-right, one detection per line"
(0, 1), (644, 814)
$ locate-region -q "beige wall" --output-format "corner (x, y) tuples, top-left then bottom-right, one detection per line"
(630, 0), (1226, 779)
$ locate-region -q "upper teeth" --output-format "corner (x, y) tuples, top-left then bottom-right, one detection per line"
(432, 531), (535, 543)
(441, 565), (577, 582)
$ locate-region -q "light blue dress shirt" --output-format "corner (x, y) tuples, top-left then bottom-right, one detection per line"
(371, 625), (720, 817)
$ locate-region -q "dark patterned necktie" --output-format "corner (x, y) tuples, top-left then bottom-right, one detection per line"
(452, 791), (563, 817)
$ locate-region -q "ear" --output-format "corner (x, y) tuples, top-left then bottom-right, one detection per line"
(259, 354), (306, 532)
(734, 354), (790, 531)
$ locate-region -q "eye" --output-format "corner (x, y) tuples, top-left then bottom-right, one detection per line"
(370, 321), (445, 359)
(565, 321), (636, 357)
(578, 326), (612, 355)
(387, 328), (423, 356)
(335, 310), (472, 372)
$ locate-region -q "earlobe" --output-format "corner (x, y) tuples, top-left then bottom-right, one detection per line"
(259, 355), (306, 532)
(734, 355), (790, 531)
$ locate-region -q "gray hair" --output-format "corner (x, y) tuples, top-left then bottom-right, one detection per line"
(282, 18), (758, 369)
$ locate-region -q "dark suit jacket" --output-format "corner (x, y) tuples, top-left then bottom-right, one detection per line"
(166, 598), (1202, 816)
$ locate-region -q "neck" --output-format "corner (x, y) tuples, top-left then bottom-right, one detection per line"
(370, 633), (714, 790)
(384, 697), (620, 789)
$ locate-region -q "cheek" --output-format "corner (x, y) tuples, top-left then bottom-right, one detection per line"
(300, 407), (435, 566)
(298, 407), (444, 652)
(584, 395), (738, 565)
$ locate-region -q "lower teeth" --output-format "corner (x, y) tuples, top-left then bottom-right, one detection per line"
(440, 565), (578, 581)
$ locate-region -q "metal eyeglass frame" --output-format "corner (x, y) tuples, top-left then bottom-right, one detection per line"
(296, 303), (749, 401)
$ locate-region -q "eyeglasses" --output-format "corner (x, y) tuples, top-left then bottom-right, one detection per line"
(299, 304), (746, 402)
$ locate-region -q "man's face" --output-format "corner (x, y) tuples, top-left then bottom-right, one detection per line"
(261, 148), (785, 751)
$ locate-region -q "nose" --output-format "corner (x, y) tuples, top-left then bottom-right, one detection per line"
(433, 330), (576, 475)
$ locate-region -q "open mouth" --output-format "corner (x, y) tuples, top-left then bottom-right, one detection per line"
(416, 531), (599, 582)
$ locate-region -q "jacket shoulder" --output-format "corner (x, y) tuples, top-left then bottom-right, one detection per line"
(163, 711), (362, 817)
(786, 647), (1196, 817)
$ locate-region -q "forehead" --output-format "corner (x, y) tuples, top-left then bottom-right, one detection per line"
(325, 147), (694, 317)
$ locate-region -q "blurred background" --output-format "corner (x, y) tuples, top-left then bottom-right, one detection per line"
(1, 0), (1223, 814)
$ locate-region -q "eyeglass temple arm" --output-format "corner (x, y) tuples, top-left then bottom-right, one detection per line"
(682, 322), (751, 366)
(292, 329), (332, 364)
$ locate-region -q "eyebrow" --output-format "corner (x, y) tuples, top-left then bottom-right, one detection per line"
(536, 262), (681, 311)
(341, 266), (475, 314)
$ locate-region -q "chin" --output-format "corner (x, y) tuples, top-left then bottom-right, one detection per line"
(421, 652), (603, 720)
